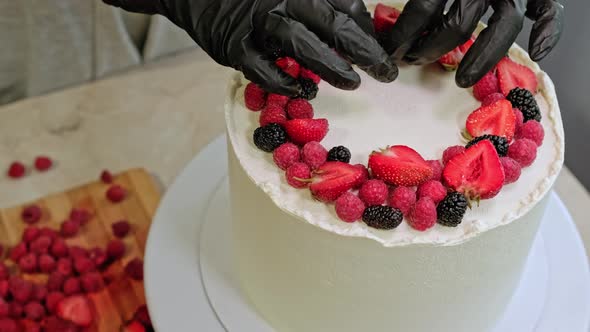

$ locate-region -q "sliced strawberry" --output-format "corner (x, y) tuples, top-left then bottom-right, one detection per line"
(438, 36), (475, 71)
(466, 99), (516, 141)
(368, 146), (432, 186)
(284, 119), (329, 145)
(275, 57), (301, 78)
(443, 140), (504, 200)
(122, 320), (146, 332)
(374, 4), (401, 34)
(56, 295), (94, 327)
(310, 162), (364, 202)
(496, 57), (538, 96)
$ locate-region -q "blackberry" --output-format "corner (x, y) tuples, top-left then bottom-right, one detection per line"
(327, 146), (351, 163)
(466, 135), (509, 156)
(253, 123), (288, 152)
(298, 78), (318, 100)
(506, 88), (541, 122)
(437, 192), (468, 227)
(362, 206), (403, 230)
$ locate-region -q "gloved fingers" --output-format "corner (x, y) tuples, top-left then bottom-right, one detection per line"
(261, 13), (361, 90)
(382, 0), (447, 60)
(526, 0), (564, 61)
(285, 0), (398, 82)
(456, 0), (525, 88)
(325, 0), (376, 37)
(404, 0), (490, 65)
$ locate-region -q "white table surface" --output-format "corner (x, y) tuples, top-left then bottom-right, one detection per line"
(1, 49), (588, 260)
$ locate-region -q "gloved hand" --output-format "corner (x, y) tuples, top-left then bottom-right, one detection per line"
(103, 0), (398, 96)
(381, 0), (564, 88)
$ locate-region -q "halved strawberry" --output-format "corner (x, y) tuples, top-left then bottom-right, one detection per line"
(310, 162), (364, 202)
(275, 57), (301, 78)
(368, 146), (432, 186)
(466, 99), (516, 141)
(374, 4), (401, 34)
(438, 36), (475, 71)
(496, 57), (538, 96)
(56, 295), (94, 327)
(284, 119), (329, 145)
(443, 140), (504, 200)
(122, 320), (146, 332)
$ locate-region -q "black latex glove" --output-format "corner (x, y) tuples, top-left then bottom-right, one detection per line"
(381, 0), (564, 88)
(103, 0), (398, 96)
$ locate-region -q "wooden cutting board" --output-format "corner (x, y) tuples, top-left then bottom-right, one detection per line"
(0, 168), (161, 330)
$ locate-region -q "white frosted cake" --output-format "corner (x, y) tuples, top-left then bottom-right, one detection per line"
(224, 8), (564, 332)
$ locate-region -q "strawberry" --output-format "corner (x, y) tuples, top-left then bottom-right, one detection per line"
(466, 99), (516, 141)
(373, 4), (401, 34)
(56, 295), (94, 327)
(473, 71), (500, 101)
(284, 119), (329, 145)
(310, 162), (364, 202)
(122, 321), (146, 332)
(275, 57), (300, 78)
(443, 140), (504, 200)
(368, 146), (433, 186)
(496, 57), (538, 96)
(438, 36), (475, 71)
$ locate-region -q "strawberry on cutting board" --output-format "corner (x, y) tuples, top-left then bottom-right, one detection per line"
(496, 57), (538, 96)
(368, 146), (432, 187)
(443, 140), (504, 200)
(466, 99), (516, 141)
(56, 295), (94, 327)
(374, 3), (401, 34)
(438, 36), (475, 71)
(284, 118), (329, 145)
(310, 162), (364, 202)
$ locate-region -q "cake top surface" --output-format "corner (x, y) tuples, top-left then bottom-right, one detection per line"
(225, 44), (564, 247)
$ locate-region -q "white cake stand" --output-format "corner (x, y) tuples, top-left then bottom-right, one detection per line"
(144, 136), (590, 332)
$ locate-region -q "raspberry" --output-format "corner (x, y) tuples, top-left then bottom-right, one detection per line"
(133, 305), (152, 327)
(69, 209), (91, 225)
(500, 157), (522, 184)
(43, 315), (78, 332)
(60, 220), (80, 238)
(417, 180), (447, 204)
(259, 105), (287, 127)
(244, 83), (266, 111)
(50, 239), (68, 258)
(301, 142), (328, 170)
(56, 258), (73, 276)
(473, 71), (500, 101)
(266, 93), (290, 108)
(275, 57), (301, 78)
(0, 299), (8, 317)
(80, 272), (104, 293)
(513, 108), (525, 136)
(46, 273), (66, 292)
(125, 258), (144, 281)
(285, 162), (311, 188)
(38, 228), (58, 240)
(21, 206), (42, 224)
(106, 240), (125, 261)
(389, 187), (416, 215)
(24, 302), (45, 321)
(45, 292), (65, 313)
(408, 197), (438, 231)
(9, 277), (33, 303)
(22, 320), (41, 332)
(68, 246), (88, 259)
(0, 318), (18, 332)
(517, 120), (544, 146)
(442, 145), (466, 165)
(508, 139), (538, 167)
(100, 169), (114, 183)
(286, 99), (314, 119)
(33, 284), (47, 302)
(63, 277), (81, 296)
(0, 264), (8, 281)
(358, 180), (388, 206)
(300, 68), (321, 84)
(9, 303), (22, 319)
(29, 236), (52, 255)
(427, 160), (443, 181)
(272, 143), (301, 170)
(112, 220), (131, 238)
(106, 185), (127, 203)
(0, 281), (8, 298)
(9, 243), (28, 263)
(335, 192), (365, 223)
(39, 254), (57, 273)
(18, 253), (38, 274)
(353, 164), (370, 189)
(7, 162), (26, 179)
(22, 227), (40, 243)
(89, 248), (107, 268)
(34, 156), (52, 172)
(481, 92), (505, 107)
(73, 256), (95, 275)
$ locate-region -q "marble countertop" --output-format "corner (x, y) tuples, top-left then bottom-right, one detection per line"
(1, 50), (588, 258)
